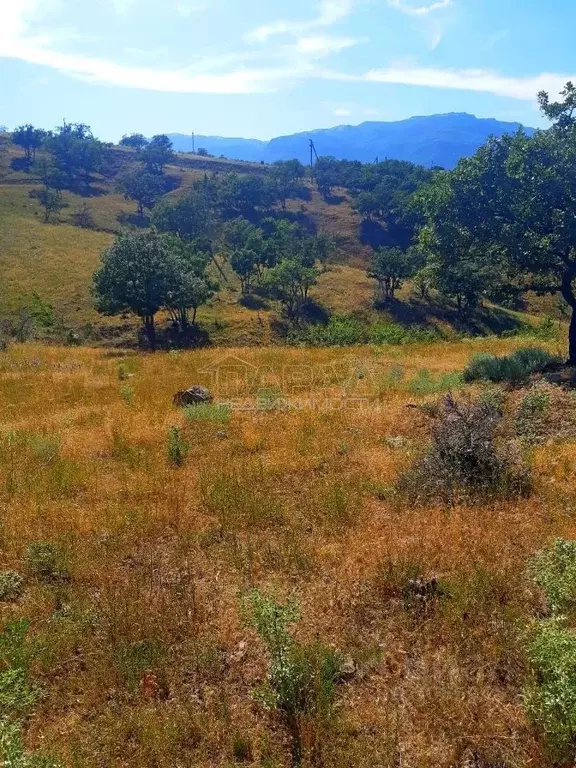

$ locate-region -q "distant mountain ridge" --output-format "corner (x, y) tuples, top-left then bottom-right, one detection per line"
(166, 113), (536, 170)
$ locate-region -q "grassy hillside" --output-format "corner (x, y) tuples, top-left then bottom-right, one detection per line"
(0, 334), (573, 765)
(0, 139), (563, 350)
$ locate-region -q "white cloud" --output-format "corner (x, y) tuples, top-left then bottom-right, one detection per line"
(295, 36), (358, 56)
(362, 67), (576, 100)
(109, 0), (137, 13)
(246, 0), (357, 43)
(387, 0), (451, 16)
(334, 107), (351, 116)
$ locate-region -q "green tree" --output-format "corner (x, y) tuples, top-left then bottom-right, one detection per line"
(265, 258), (319, 319)
(230, 249), (259, 294)
(12, 124), (46, 166)
(416, 163), (510, 313)
(119, 133), (149, 150)
(164, 239), (216, 327)
(270, 160), (306, 209)
(116, 165), (166, 217)
(37, 189), (65, 224)
(152, 187), (214, 242)
(44, 123), (102, 189)
(419, 84), (576, 356)
(313, 231), (336, 272)
(93, 231), (175, 350)
(368, 247), (415, 301)
(141, 134), (174, 174)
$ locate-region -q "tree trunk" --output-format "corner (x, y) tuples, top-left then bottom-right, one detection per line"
(143, 315), (156, 351)
(568, 304), (576, 366)
(561, 264), (576, 365)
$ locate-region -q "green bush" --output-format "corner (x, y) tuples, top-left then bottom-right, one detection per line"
(369, 322), (442, 345)
(0, 719), (62, 767)
(0, 573), (24, 602)
(25, 542), (69, 585)
(166, 426), (190, 467)
(530, 539), (576, 615)
(243, 589), (343, 766)
(525, 618), (576, 762)
(516, 387), (551, 445)
(289, 316), (442, 348)
(463, 347), (561, 385)
(289, 316), (365, 346)
(0, 620), (40, 719)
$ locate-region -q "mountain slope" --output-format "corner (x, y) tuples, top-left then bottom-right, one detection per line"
(167, 113), (536, 169)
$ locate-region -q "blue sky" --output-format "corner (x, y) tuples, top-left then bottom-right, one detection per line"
(1, 0), (575, 141)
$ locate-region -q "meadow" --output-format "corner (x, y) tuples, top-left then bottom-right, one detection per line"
(1, 333), (575, 766)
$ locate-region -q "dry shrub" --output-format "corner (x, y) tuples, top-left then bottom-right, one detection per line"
(398, 393), (531, 504)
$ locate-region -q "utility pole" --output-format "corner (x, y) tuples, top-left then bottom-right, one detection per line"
(309, 139), (319, 180)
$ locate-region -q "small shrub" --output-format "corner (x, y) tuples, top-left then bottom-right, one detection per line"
(184, 403), (231, 424)
(289, 316), (365, 347)
(27, 433), (61, 464)
(530, 539), (576, 615)
(369, 322), (441, 345)
(0, 668), (40, 716)
(525, 618), (576, 762)
(167, 426), (190, 467)
(516, 387), (551, 445)
(26, 542), (69, 584)
(0, 620), (40, 718)
(120, 384), (134, 407)
(117, 363), (130, 381)
(398, 393), (531, 504)
(0, 572), (24, 602)
(0, 719), (62, 766)
(463, 347), (561, 385)
(243, 589), (343, 766)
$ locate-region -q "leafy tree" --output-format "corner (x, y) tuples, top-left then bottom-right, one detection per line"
(221, 217), (269, 281)
(152, 187), (215, 242)
(230, 249), (259, 294)
(33, 157), (66, 193)
(141, 134), (174, 174)
(418, 84), (576, 356)
(314, 156), (341, 197)
(218, 173), (276, 215)
(0, 135), (9, 179)
(116, 165), (166, 216)
(119, 133), (149, 150)
(313, 231), (336, 272)
(44, 123), (102, 189)
(270, 160), (306, 209)
(12, 124), (46, 166)
(538, 81), (576, 132)
(164, 239), (216, 327)
(196, 147), (209, 157)
(93, 231), (175, 350)
(416, 165), (510, 312)
(368, 247), (415, 301)
(37, 189), (65, 223)
(264, 258), (319, 319)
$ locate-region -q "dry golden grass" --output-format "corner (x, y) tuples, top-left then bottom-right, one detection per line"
(0, 336), (573, 766)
